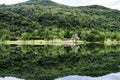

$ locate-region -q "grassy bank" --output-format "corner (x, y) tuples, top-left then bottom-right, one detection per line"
(0, 39), (120, 46)
(3, 40), (84, 46)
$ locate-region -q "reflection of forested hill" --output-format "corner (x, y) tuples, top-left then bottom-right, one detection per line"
(0, 44), (120, 80)
(1, 0), (120, 41)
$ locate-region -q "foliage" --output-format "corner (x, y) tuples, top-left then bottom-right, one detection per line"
(0, 44), (120, 79)
(21, 32), (31, 40)
(0, 29), (11, 41)
(0, 0), (120, 41)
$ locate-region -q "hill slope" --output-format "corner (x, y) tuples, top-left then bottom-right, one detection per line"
(0, 0), (120, 41)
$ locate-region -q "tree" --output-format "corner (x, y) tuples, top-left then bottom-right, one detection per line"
(58, 30), (65, 39)
(72, 34), (80, 42)
(31, 29), (40, 39)
(21, 32), (31, 40)
(64, 31), (72, 38)
(0, 29), (11, 41)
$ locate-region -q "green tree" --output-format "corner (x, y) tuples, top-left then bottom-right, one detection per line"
(21, 32), (31, 40)
(31, 29), (40, 39)
(64, 31), (72, 38)
(0, 29), (11, 41)
(72, 34), (80, 42)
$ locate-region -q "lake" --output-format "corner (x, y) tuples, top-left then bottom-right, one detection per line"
(0, 44), (120, 80)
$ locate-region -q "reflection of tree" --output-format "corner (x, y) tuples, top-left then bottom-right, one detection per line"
(0, 44), (10, 56)
(0, 44), (120, 80)
(72, 46), (80, 53)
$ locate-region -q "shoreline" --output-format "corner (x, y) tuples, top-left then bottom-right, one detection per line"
(0, 39), (120, 46)
(3, 40), (84, 46)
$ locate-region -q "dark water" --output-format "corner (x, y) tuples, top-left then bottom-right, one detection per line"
(0, 44), (120, 80)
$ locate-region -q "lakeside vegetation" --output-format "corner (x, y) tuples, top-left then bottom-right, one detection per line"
(1, 28), (120, 44)
(1, 0), (120, 42)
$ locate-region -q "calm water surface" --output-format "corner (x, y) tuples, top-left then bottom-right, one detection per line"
(0, 44), (120, 80)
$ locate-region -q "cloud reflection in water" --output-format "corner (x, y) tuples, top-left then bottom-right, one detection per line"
(55, 72), (120, 80)
(0, 77), (24, 80)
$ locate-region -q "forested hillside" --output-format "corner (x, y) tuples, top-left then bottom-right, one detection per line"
(0, 0), (120, 41)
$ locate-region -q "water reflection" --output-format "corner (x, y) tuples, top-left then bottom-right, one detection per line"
(0, 44), (119, 80)
(55, 72), (120, 80)
(0, 77), (24, 80)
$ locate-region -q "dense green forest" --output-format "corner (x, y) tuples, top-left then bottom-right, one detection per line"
(0, 0), (120, 41)
(0, 44), (120, 80)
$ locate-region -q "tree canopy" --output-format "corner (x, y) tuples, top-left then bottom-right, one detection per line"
(0, 0), (120, 41)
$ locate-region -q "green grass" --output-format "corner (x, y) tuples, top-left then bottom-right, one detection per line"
(1, 39), (120, 46)
(3, 40), (84, 46)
